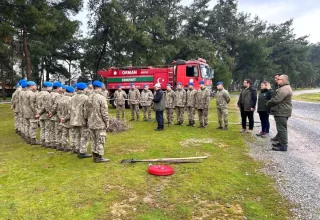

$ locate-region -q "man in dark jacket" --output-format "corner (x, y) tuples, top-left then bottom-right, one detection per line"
(237, 79), (257, 133)
(267, 75), (293, 151)
(153, 83), (164, 131)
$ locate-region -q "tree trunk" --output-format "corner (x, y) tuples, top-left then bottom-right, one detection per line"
(23, 27), (32, 80)
(68, 60), (71, 85)
(95, 41), (108, 79)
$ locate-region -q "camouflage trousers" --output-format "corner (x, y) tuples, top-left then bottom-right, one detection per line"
(23, 118), (30, 137)
(29, 120), (38, 139)
(141, 106), (152, 120)
(17, 114), (23, 132)
(44, 120), (52, 145)
(14, 112), (19, 130)
(165, 108), (174, 123)
(70, 126), (90, 153)
(47, 120), (61, 146)
(186, 106), (196, 121)
(61, 126), (70, 147)
(175, 107), (185, 124)
(116, 104), (125, 120)
(90, 129), (106, 156)
(55, 121), (62, 145)
(198, 108), (209, 127)
(39, 120), (46, 142)
(217, 107), (228, 126)
(130, 104), (140, 120)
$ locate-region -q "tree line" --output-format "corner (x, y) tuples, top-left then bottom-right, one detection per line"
(1, 0), (320, 97)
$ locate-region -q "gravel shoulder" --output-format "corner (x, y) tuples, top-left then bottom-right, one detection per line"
(245, 89), (320, 219)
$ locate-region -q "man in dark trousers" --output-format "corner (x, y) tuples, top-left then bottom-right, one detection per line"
(267, 75), (293, 151)
(153, 83), (164, 131)
(237, 79), (257, 133)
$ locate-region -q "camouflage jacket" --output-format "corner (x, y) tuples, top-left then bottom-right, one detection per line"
(175, 88), (187, 107)
(85, 91), (109, 130)
(186, 88), (197, 107)
(18, 88), (27, 117)
(102, 90), (109, 100)
(114, 90), (127, 105)
(140, 89), (154, 106)
(24, 89), (37, 120)
(216, 89), (230, 109)
(57, 93), (73, 128)
(47, 90), (64, 121)
(36, 89), (50, 120)
(11, 87), (22, 113)
(85, 88), (94, 96)
(128, 88), (140, 104)
(68, 90), (88, 127)
(196, 88), (210, 109)
(165, 90), (175, 108)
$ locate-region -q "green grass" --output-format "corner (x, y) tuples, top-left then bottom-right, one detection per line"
(293, 92), (320, 102)
(0, 97), (291, 219)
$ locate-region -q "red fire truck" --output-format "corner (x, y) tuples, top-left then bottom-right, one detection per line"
(98, 58), (214, 107)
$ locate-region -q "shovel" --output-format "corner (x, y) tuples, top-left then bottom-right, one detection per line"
(120, 156), (208, 164)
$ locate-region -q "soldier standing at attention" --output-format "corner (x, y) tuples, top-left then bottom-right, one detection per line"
(48, 82), (64, 149)
(216, 82), (230, 130)
(114, 84), (127, 120)
(11, 80), (25, 134)
(86, 81), (94, 96)
(35, 81), (53, 147)
(68, 82), (92, 158)
(140, 84), (154, 121)
(102, 83), (109, 101)
(186, 82), (197, 127)
(196, 80), (210, 128)
(174, 82), (187, 125)
(128, 83), (140, 121)
(18, 81), (28, 141)
(25, 81), (40, 145)
(57, 86), (74, 152)
(153, 83), (165, 131)
(165, 84), (175, 124)
(85, 80), (110, 163)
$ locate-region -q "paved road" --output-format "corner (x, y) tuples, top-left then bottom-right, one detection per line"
(249, 89), (320, 219)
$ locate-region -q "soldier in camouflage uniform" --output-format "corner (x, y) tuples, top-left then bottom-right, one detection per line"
(24, 81), (40, 145)
(216, 82), (230, 130)
(128, 83), (140, 121)
(11, 80), (24, 134)
(186, 82), (197, 127)
(102, 83), (109, 100)
(140, 84), (153, 121)
(67, 82), (92, 158)
(114, 84), (127, 120)
(85, 81), (94, 96)
(174, 82), (186, 125)
(85, 80), (110, 163)
(35, 81), (52, 147)
(165, 84), (175, 124)
(57, 86), (74, 152)
(18, 81), (28, 140)
(46, 81), (63, 149)
(196, 80), (210, 128)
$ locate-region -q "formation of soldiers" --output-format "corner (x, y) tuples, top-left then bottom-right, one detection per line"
(10, 79), (230, 161)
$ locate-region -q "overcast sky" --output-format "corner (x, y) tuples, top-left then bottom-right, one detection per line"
(73, 0), (320, 43)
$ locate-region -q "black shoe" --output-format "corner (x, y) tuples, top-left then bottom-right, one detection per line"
(272, 142), (281, 147)
(216, 126), (223, 130)
(272, 145), (287, 151)
(271, 136), (279, 142)
(223, 126), (228, 130)
(78, 153), (92, 158)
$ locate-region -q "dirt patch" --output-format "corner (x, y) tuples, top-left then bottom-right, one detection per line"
(180, 138), (215, 148)
(192, 200), (244, 220)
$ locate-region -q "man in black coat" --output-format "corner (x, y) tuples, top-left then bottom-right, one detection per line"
(153, 83), (164, 131)
(237, 79), (257, 133)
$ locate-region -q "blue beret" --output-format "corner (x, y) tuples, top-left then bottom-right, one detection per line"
(117, 84), (121, 88)
(199, 80), (205, 85)
(87, 81), (92, 85)
(188, 82), (194, 86)
(73, 83), (78, 88)
(19, 79), (27, 85)
(144, 84), (148, 87)
(166, 84), (171, 87)
(76, 82), (87, 90)
(62, 85), (67, 90)
(177, 82), (182, 85)
(66, 86), (75, 93)
(130, 83), (134, 86)
(53, 81), (62, 87)
(43, 81), (53, 87)
(21, 81), (28, 88)
(27, 81), (36, 86)
(217, 81), (223, 85)
(93, 80), (103, 88)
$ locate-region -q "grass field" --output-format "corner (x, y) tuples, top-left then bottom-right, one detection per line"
(292, 92), (320, 102)
(0, 97), (291, 219)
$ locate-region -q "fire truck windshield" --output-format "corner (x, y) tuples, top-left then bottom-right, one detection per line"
(200, 65), (212, 79)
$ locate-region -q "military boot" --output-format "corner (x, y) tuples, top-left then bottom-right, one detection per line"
(94, 154), (110, 163)
(77, 152), (92, 159)
(223, 125), (228, 130)
(26, 137), (31, 144)
(216, 126), (223, 129)
(30, 138), (40, 145)
(56, 144), (64, 151)
(63, 146), (71, 152)
(15, 129), (18, 134)
(71, 147), (78, 154)
(40, 139), (46, 147)
(272, 143), (287, 151)
(186, 120), (192, 126)
(271, 136), (279, 142)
